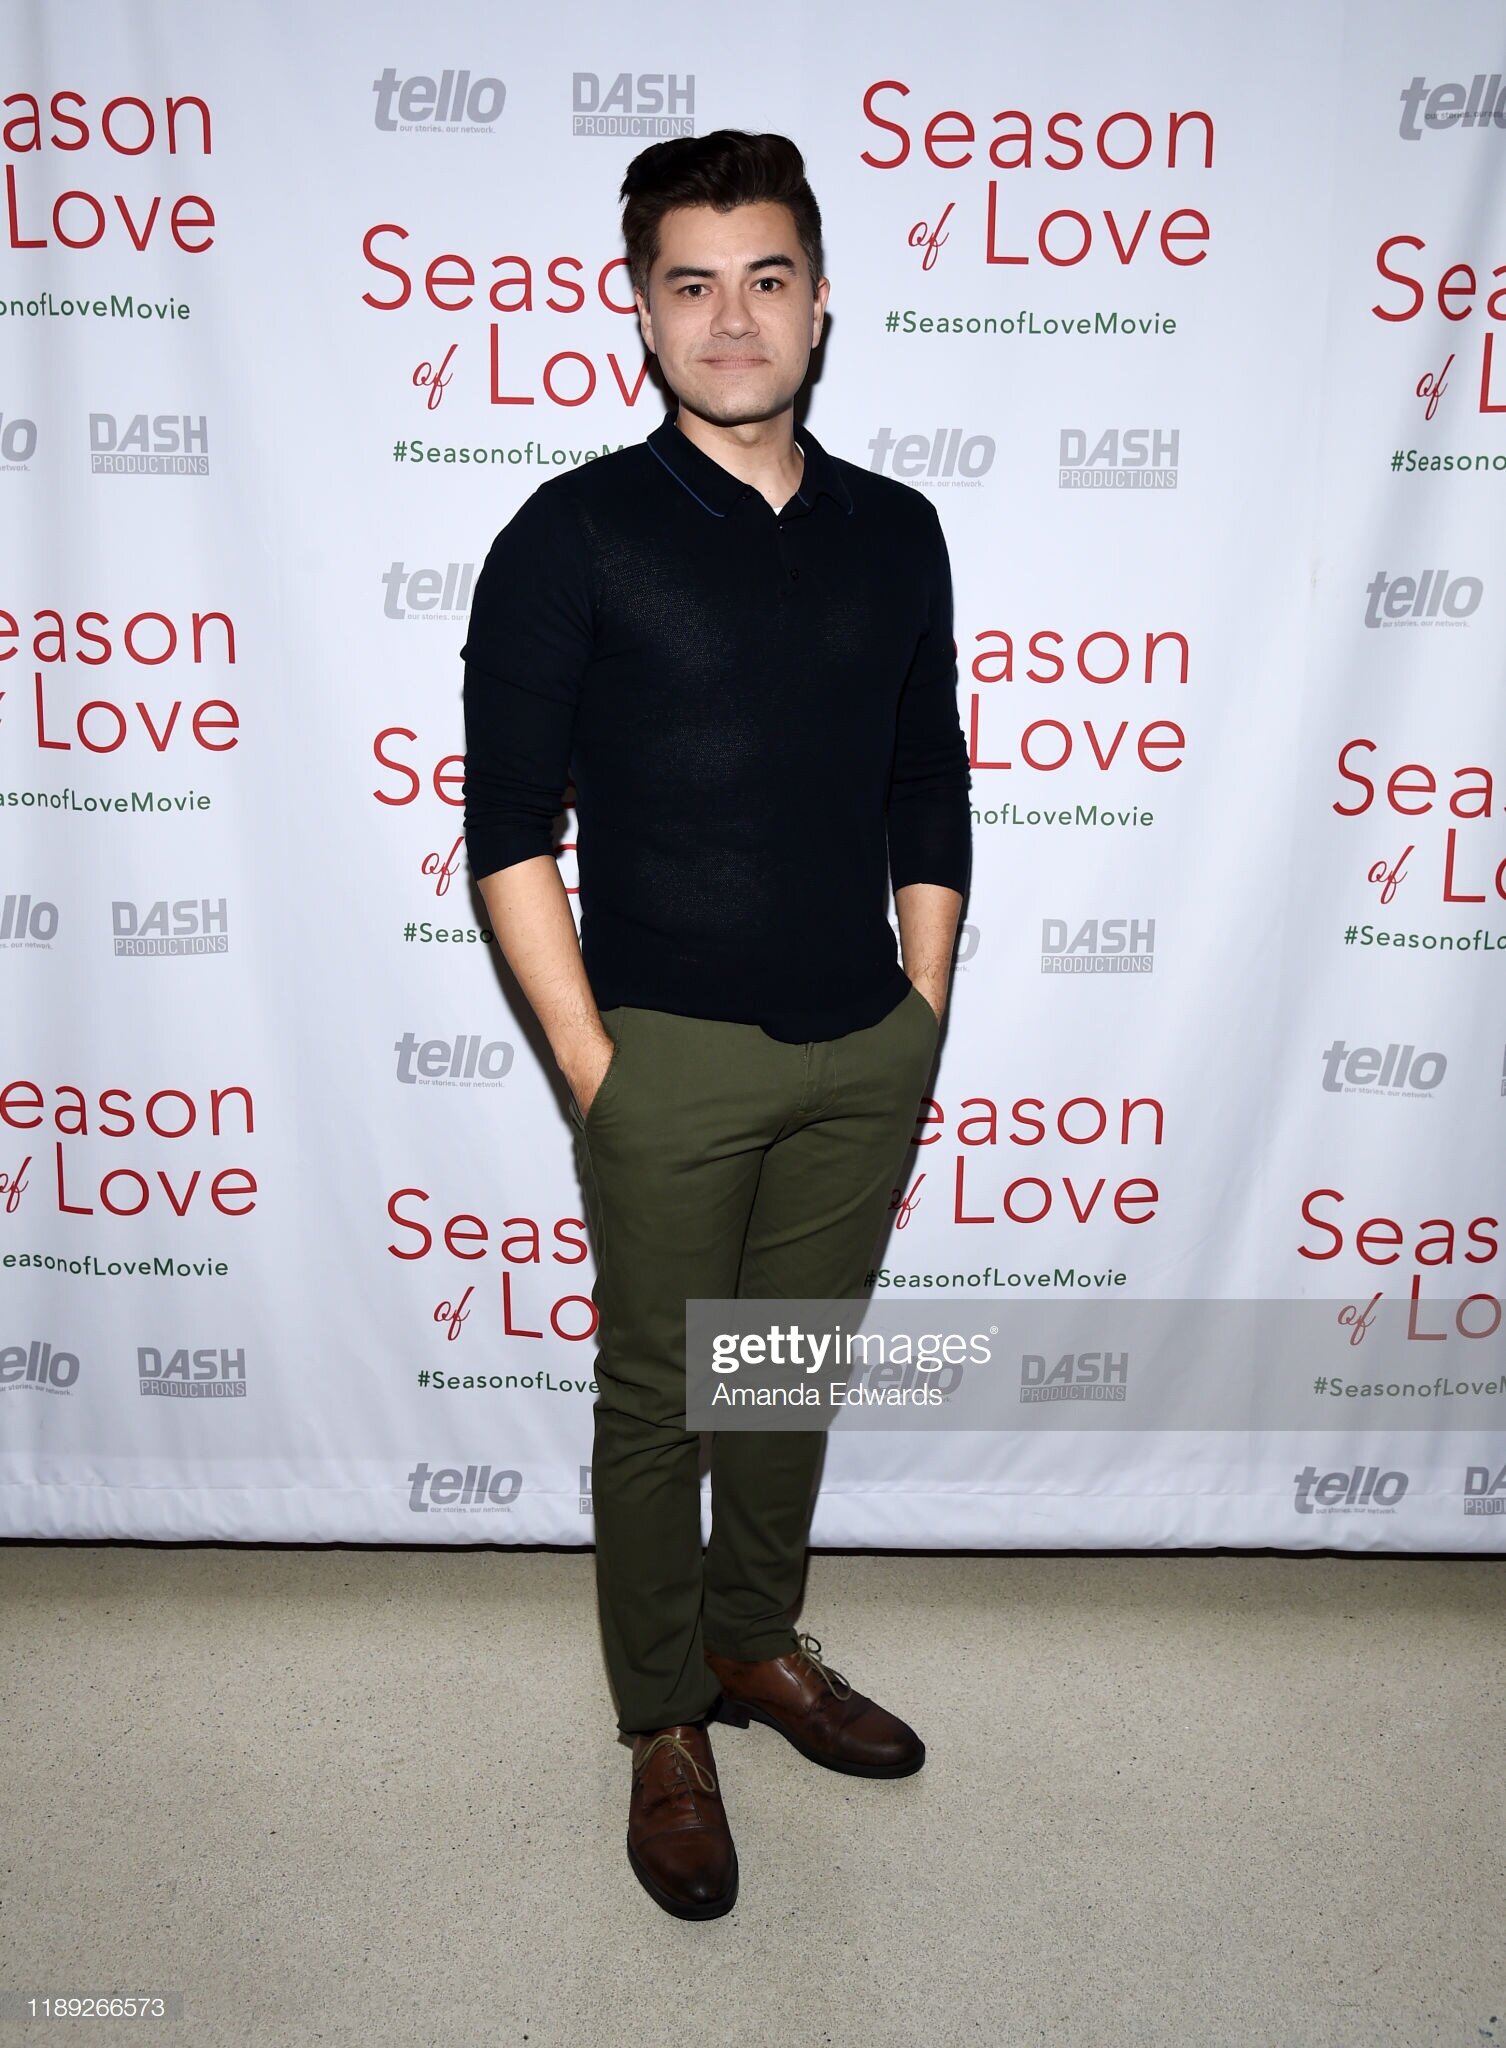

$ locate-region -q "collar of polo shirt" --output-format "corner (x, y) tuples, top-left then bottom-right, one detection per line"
(646, 412), (855, 519)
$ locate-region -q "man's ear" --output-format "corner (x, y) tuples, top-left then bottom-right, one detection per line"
(811, 275), (830, 347)
(634, 285), (656, 356)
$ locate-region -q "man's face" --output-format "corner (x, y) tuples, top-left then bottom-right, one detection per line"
(634, 199), (828, 428)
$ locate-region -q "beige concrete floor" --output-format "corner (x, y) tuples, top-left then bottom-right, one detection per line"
(1, 1544), (1502, 2048)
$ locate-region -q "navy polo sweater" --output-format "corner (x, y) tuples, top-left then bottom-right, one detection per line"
(460, 413), (972, 1043)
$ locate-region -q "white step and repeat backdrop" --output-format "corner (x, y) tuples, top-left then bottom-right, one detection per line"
(4, 0), (1504, 1549)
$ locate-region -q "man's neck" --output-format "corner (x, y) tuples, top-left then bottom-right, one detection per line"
(672, 405), (804, 512)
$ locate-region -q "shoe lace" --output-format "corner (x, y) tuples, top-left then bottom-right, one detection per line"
(633, 1731), (718, 1795)
(792, 1631), (853, 1700)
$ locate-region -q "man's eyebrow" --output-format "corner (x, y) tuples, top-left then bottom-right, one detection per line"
(660, 253), (798, 281)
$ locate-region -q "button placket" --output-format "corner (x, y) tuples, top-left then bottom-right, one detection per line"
(774, 516), (801, 589)
(770, 511), (797, 603)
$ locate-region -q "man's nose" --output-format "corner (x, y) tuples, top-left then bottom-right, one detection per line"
(710, 296), (758, 337)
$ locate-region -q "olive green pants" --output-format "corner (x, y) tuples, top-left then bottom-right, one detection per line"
(568, 982), (941, 1734)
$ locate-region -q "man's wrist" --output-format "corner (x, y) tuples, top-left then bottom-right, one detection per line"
(554, 1023), (614, 1070)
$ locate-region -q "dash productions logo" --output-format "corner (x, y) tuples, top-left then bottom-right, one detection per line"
(382, 560), (475, 622)
(407, 1459), (522, 1514)
(867, 426), (995, 487)
(0, 410), (37, 469)
(1398, 74), (1506, 138)
(1019, 1349), (1128, 1403)
(1041, 916), (1155, 974)
(112, 898), (228, 957)
(90, 412), (207, 477)
(1292, 1462), (1409, 1516)
(2, 892), (59, 948)
(572, 72), (694, 138)
(395, 1031), (516, 1087)
(1320, 1038), (1446, 1097)
(1463, 1459), (1506, 1514)
(1, 1339), (81, 1395)
(372, 68), (505, 133)
(138, 1345), (246, 1399)
(1363, 568), (1482, 628)
(579, 1461), (592, 1515)
(1059, 426), (1178, 490)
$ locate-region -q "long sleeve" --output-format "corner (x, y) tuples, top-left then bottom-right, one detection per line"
(886, 502), (973, 897)
(460, 481), (595, 883)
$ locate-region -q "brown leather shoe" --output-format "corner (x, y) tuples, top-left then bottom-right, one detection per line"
(626, 1720), (738, 1919)
(705, 1632), (926, 1778)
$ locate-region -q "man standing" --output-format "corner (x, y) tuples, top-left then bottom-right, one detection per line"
(461, 130), (972, 1919)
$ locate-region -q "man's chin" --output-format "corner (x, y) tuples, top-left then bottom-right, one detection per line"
(674, 381), (801, 430)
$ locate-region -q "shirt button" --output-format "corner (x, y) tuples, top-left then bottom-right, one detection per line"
(788, 567), (799, 581)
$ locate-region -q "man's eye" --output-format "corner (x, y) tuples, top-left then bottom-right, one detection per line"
(680, 283), (706, 296)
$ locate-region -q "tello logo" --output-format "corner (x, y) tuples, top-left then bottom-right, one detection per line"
(1019, 1351), (1128, 1403)
(0, 1339), (81, 1394)
(1464, 1461), (1506, 1514)
(112, 899), (228, 957)
(1, 893), (59, 946)
(89, 412), (207, 476)
(572, 73), (694, 138)
(1059, 427), (1178, 490)
(579, 1462), (593, 1514)
(1363, 568), (1482, 627)
(844, 1354), (965, 1400)
(138, 1346), (247, 1399)
(1398, 75), (1506, 138)
(382, 561), (475, 621)
(1320, 1039), (1446, 1096)
(1040, 917), (1155, 974)
(1293, 1463), (1409, 1514)
(407, 1460), (522, 1512)
(372, 69), (505, 133)
(394, 1032), (517, 1086)
(867, 426), (995, 485)
(0, 411), (37, 467)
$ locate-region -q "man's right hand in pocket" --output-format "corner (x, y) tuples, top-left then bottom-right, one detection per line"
(563, 1032), (617, 1120)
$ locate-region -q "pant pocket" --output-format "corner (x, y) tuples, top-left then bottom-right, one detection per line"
(570, 1007), (629, 1132)
(902, 981), (941, 1041)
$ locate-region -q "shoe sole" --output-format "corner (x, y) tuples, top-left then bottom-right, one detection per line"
(711, 1695), (926, 1778)
(626, 1836), (739, 1920)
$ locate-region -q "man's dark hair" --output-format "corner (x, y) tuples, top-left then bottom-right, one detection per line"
(620, 129), (824, 296)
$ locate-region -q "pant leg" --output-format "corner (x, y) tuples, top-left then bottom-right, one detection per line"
(571, 1004), (803, 1734)
(702, 982), (942, 1659)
